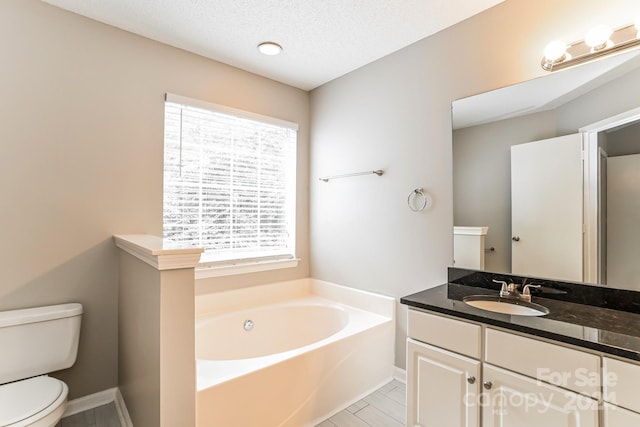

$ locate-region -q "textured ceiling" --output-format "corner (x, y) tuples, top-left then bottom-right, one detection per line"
(41, 0), (504, 90)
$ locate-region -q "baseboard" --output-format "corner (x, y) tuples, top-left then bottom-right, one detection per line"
(63, 387), (133, 427)
(115, 388), (134, 427)
(64, 388), (118, 416)
(64, 370), (400, 427)
(393, 366), (406, 384)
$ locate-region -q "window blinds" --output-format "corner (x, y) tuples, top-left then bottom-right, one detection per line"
(163, 94), (297, 263)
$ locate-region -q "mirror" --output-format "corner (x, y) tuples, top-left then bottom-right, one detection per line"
(452, 49), (640, 291)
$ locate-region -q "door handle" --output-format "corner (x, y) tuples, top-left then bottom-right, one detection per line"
(512, 236), (520, 242)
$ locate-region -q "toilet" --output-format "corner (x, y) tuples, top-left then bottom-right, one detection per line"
(0, 303), (83, 427)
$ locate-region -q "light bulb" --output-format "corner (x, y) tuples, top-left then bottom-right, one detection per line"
(585, 25), (612, 50)
(257, 42), (283, 56)
(543, 40), (567, 62)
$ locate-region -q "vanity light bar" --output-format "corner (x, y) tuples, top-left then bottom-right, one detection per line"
(542, 23), (640, 71)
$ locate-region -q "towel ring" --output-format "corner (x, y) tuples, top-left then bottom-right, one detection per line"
(407, 188), (430, 212)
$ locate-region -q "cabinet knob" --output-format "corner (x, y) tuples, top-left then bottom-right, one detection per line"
(512, 236), (520, 242)
(466, 376), (476, 384)
(483, 381), (493, 390)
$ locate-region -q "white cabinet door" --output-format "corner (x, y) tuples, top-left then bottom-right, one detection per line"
(482, 364), (598, 427)
(511, 133), (583, 282)
(604, 403), (640, 426)
(407, 338), (480, 427)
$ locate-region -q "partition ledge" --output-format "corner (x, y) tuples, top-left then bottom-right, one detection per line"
(113, 234), (203, 270)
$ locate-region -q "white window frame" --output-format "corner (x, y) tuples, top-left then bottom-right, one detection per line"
(163, 93), (299, 277)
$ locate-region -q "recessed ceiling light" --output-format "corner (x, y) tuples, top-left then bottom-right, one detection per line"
(257, 41), (283, 56)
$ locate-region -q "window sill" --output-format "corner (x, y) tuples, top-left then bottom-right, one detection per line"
(195, 258), (300, 279)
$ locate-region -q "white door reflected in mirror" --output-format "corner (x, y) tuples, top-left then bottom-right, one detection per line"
(510, 134), (583, 282)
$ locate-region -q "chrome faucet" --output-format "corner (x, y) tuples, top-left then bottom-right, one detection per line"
(493, 279), (541, 302)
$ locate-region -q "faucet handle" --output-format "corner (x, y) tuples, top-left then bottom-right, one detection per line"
(522, 284), (541, 301)
(522, 284), (541, 295)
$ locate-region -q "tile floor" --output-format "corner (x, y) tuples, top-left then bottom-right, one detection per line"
(55, 380), (406, 427)
(55, 402), (121, 427)
(316, 380), (406, 427)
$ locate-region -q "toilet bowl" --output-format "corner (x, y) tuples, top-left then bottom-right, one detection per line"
(0, 304), (82, 427)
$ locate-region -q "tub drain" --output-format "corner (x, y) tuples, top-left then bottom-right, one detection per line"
(243, 319), (254, 331)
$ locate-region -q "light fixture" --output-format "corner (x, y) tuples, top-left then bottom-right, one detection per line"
(542, 22), (640, 71)
(584, 25), (613, 51)
(257, 41), (283, 56)
(543, 40), (569, 64)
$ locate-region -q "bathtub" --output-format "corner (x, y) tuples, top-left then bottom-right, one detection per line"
(195, 278), (395, 427)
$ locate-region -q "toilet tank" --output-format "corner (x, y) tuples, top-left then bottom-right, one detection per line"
(0, 303), (83, 384)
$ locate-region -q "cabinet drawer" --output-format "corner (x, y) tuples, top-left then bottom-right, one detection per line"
(604, 403), (640, 427)
(485, 328), (600, 396)
(603, 357), (640, 413)
(407, 309), (481, 358)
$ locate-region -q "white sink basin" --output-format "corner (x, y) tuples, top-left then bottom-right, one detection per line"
(463, 295), (549, 316)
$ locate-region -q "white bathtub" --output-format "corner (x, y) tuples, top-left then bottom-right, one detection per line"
(195, 278), (395, 427)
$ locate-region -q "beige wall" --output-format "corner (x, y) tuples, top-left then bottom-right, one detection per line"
(0, 0), (309, 398)
(309, 0), (640, 369)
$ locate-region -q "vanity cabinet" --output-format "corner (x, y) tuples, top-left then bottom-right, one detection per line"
(406, 308), (606, 427)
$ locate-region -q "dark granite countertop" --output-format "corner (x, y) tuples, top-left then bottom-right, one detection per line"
(400, 268), (640, 362)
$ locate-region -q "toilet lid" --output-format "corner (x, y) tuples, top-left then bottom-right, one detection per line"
(0, 376), (64, 426)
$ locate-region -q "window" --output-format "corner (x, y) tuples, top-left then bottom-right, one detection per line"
(163, 94), (297, 268)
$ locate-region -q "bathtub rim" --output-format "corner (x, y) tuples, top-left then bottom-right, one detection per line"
(195, 277), (395, 319)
